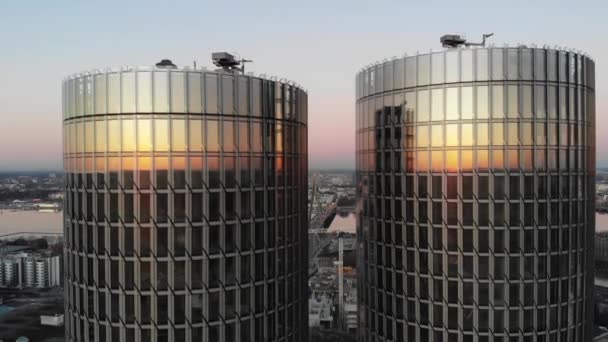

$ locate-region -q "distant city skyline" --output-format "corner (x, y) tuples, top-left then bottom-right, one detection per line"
(1, 0), (607, 170)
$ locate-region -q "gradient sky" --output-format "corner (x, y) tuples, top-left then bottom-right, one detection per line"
(0, 0), (607, 170)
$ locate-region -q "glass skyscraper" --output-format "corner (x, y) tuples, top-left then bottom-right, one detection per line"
(356, 45), (595, 341)
(62, 59), (308, 341)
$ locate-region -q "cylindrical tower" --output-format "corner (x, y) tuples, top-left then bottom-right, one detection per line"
(62, 58), (308, 342)
(356, 45), (595, 341)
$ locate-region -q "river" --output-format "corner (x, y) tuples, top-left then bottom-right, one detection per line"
(0, 210), (605, 236)
(326, 212), (608, 234)
(0, 210), (63, 237)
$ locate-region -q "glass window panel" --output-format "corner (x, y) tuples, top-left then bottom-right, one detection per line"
(477, 150), (489, 170)
(394, 59), (404, 89)
(238, 121), (249, 152)
(153, 71), (169, 112)
(137, 72), (152, 112)
(84, 121), (94, 153)
(137, 119), (152, 152)
(493, 150), (504, 169)
(522, 123), (533, 145)
(238, 77), (249, 115)
(476, 86), (489, 119)
(492, 123), (504, 145)
(547, 50), (557, 81)
(431, 52), (444, 84)
(205, 74), (219, 114)
(461, 49), (473, 82)
(534, 49), (545, 81)
(122, 119), (136, 152)
(431, 125), (443, 147)
(122, 72), (136, 113)
(417, 151), (429, 171)
(492, 85), (504, 118)
(107, 73), (120, 113)
(476, 49), (489, 81)
(446, 87), (459, 120)
(417, 126), (429, 147)
(189, 120), (203, 151)
(94, 74), (107, 114)
(171, 72), (186, 113)
(252, 79), (261, 116)
(75, 122), (83, 153)
(522, 85), (532, 118)
(461, 87), (473, 119)
(559, 87), (567, 119)
(492, 49), (504, 80)
(222, 75), (234, 115)
(547, 86), (557, 119)
(477, 123), (488, 146)
(171, 119), (186, 151)
(446, 50), (459, 83)
(461, 124), (473, 146)
(95, 120), (106, 152)
(507, 85), (518, 118)
(188, 73), (202, 113)
(154, 119), (169, 151)
(252, 122), (262, 152)
(535, 85), (546, 118)
(445, 124), (458, 146)
(446, 150), (458, 172)
(431, 151), (442, 172)
(223, 120), (235, 152)
(207, 120), (220, 152)
(417, 90), (429, 122)
(521, 49), (533, 79)
(405, 56), (417, 87)
(535, 123), (546, 145)
(462, 150), (473, 171)
(507, 49), (519, 80)
(418, 55), (430, 86)
(108, 120), (121, 152)
(431, 89), (443, 121)
(508, 123), (518, 145)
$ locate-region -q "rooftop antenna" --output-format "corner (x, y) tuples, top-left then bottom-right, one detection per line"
(211, 52), (253, 74)
(440, 33), (494, 48)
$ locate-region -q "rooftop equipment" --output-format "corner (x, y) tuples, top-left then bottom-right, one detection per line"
(440, 33), (494, 48)
(212, 52), (252, 74)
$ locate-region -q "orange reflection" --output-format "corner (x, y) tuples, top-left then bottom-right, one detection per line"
(108, 157), (120, 172)
(139, 157), (152, 171)
(96, 157), (105, 172)
(190, 156), (203, 170)
(155, 157), (169, 170)
(508, 150), (519, 170)
(416, 151), (429, 171)
(477, 150), (489, 169)
(123, 120), (136, 152)
(173, 157), (186, 170)
(431, 151), (442, 172)
(523, 150), (533, 171)
(445, 150), (458, 172)
(492, 150), (504, 169)
(138, 119), (153, 152)
(123, 157), (135, 171)
(461, 124), (473, 146)
(461, 150), (473, 171)
(276, 156), (284, 172)
(85, 157), (94, 173)
(207, 156), (220, 171)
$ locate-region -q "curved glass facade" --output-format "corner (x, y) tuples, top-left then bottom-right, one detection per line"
(62, 66), (308, 342)
(356, 47), (595, 341)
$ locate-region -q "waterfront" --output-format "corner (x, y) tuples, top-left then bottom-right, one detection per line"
(0, 210), (62, 236)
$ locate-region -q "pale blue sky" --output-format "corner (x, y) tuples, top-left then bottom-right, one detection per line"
(0, 0), (606, 170)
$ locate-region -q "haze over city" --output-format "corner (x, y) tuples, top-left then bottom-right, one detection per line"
(0, 0), (607, 171)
